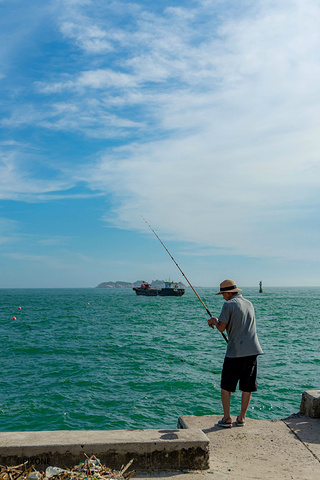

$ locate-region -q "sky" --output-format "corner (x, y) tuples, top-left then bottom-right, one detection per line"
(1, 0), (320, 288)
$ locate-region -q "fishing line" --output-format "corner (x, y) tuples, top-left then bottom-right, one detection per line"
(142, 217), (228, 343)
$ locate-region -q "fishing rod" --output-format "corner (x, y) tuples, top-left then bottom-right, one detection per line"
(142, 217), (228, 344)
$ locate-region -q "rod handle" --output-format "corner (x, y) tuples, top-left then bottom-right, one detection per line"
(206, 308), (228, 343)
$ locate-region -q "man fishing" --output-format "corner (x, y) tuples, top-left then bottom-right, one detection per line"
(208, 279), (263, 427)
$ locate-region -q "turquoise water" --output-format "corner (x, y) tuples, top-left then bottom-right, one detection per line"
(0, 287), (319, 432)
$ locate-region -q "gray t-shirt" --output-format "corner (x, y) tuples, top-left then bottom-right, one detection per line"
(219, 294), (263, 358)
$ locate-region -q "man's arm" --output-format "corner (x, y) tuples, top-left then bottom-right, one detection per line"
(208, 317), (227, 333)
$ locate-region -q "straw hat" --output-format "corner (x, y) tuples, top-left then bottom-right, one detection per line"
(216, 279), (242, 295)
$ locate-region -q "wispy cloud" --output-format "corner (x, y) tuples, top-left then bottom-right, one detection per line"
(4, 251), (77, 271)
(1, 0), (320, 274)
(37, 236), (71, 246)
(60, 22), (114, 54)
(36, 69), (138, 93)
(0, 149), (76, 201)
(66, 0), (320, 262)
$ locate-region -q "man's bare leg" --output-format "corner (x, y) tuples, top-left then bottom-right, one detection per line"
(221, 388), (232, 422)
(238, 391), (251, 422)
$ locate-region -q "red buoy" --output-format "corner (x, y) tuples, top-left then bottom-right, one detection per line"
(12, 317), (17, 320)
(18, 306), (21, 310)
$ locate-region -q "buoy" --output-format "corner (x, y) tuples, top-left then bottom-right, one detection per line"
(12, 317), (17, 320)
(18, 306), (21, 310)
(87, 302), (90, 305)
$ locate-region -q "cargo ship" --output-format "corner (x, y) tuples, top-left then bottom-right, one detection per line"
(133, 281), (185, 297)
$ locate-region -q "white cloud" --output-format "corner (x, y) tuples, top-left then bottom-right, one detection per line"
(4, 252), (75, 271)
(38, 236), (71, 246)
(60, 22), (113, 53)
(36, 69), (142, 93)
(2, 0), (320, 268)
(78, 125), (319, 262)
(66, 0), (320, 262)
(0, 149), (76, 201)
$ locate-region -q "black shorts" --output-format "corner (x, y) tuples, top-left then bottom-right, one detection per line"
(221, 355), (258, 393)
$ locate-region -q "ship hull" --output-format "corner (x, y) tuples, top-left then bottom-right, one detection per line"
(133, 288), (159, 296)
(158, 288), (185, 296)
(133, 287), (185, 296)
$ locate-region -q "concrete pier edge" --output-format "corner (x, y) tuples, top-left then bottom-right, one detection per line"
(0, 428), (210, 472)
(1, 390), (319, 475)
(300, 389), (320, 418)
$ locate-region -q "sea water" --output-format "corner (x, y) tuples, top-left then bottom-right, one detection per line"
(0, 287), (319, 432)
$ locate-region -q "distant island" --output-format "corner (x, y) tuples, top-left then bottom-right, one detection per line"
(96, 280), (185, 289)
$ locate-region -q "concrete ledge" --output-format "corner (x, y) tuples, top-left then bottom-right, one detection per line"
(300, 390), (320, 418)
(177, 414), (320, 479)
(0, 429), (209, 472)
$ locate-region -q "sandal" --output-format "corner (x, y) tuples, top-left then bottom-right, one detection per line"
(217, 417), (232, 428)
(235, 416), (245, 426)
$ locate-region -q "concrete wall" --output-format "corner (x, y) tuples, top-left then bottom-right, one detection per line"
(0, 429), (210, 472)
(300, 390), (320, 418)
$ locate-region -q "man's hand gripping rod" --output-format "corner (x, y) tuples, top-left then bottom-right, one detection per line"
(142, 217), (228, 343)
